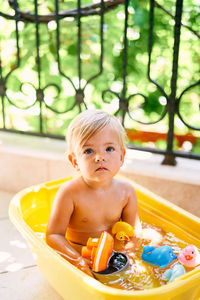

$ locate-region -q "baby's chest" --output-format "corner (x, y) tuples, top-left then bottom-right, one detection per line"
(73, 197), (124, 225)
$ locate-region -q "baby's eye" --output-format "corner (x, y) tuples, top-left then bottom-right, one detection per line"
(106, 146), (115, 152)
(84, 148), (93, 154)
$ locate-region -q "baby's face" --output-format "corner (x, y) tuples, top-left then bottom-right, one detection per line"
(74, 124), (125, 185)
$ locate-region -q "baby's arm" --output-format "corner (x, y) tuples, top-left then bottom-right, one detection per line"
(122, 184), (164, 246)
(46, 183), (92, 276)
(121, 184), (140, 229)
(120, 184), (142, 258)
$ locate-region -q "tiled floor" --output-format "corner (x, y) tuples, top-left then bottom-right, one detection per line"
(0, 191), (62, 300)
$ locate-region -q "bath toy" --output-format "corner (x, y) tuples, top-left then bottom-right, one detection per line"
(81, 231), (114, 272)
(142, 245), (177, 268)
(112, 221), (134, 241)
(162, 264), (186, 282)
(178, 245), (200, 267)
(92, 252), (129, 284)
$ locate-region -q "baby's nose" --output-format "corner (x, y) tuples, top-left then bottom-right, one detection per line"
(95, 153), (105, 162)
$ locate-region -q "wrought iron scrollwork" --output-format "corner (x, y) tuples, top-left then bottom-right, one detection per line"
(55, 0), (105, 113)
(102, 0), (168, 125)
(176, 81), (200, 131)
(0, 0), (199, 164)
(3, 0), (119, 22)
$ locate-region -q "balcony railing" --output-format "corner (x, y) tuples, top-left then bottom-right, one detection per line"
(0, 0), (199, 165)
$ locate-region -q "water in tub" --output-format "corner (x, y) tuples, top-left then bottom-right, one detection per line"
(33, 222), (199, 291)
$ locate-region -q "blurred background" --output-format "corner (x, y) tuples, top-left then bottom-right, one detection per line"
(0, 0), (199, 164)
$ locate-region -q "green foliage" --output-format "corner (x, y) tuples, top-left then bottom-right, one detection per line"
(0, 0), (199, 152)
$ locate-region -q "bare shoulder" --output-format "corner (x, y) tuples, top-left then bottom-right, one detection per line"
(54, 177), (82, 204)
(114, 178), (136, 196)
(59, 177), (81, 193)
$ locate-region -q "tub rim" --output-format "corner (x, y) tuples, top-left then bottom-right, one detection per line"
(8, 176), (200, 297)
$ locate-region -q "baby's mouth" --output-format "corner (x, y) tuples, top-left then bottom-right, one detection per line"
(95, 167), (108, 171)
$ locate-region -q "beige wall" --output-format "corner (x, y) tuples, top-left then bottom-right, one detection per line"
(120, 170), (200, 218)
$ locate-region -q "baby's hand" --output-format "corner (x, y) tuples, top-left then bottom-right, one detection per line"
(76, 256), (93, 277)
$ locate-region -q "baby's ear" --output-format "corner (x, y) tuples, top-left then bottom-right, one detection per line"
(120, 148), (126, 163)
(68, 153), (80, 171)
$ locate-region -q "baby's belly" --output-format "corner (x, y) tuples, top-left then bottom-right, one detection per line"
(66, 227), (112, 246)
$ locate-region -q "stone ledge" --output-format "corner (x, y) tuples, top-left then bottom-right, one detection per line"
(0, 131), (200, 218)
(1, 131), (199, 185)
(123, 149), (200, 185)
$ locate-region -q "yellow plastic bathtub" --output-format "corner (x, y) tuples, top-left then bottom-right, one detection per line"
(9, 176), (200, 300)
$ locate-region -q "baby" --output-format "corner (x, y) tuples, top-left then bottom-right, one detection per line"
(46, 110), (139, 276)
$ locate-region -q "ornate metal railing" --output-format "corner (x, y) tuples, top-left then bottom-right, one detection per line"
(0, 0), (199, 165)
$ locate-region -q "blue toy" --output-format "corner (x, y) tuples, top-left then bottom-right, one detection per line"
(142, 245), (177, 268)
(162, 264), (185, 283)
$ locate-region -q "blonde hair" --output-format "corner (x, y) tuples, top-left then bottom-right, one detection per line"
(66, 110), (126, 154)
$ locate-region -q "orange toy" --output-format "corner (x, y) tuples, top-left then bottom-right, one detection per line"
(81, 231), (114, 272)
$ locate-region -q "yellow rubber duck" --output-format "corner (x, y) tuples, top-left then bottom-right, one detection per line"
(112, 221), (134, 241)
